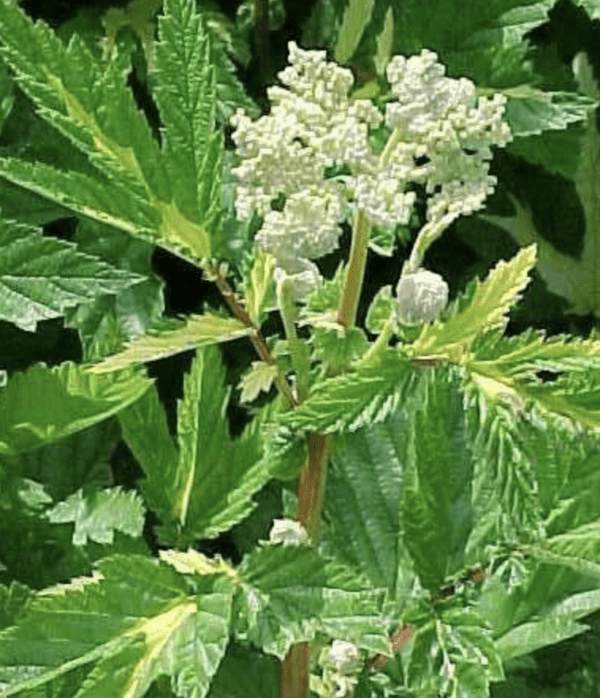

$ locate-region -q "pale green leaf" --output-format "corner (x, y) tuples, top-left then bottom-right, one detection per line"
(244, 249), (275, 326)
(463, 378), (541, 546)
(0, 555), (234, 698)
(103, 0), (163, 71)
(373, 5), (394, 76)
(0, 218), (145, 332)
(0, 361), (151, 456)
(237, 545), (389, 659)
(47, 487), (145, 545)
(365, 285), (394, 335)
(334, 0), (375, 63)
(84, 313), (254, 374)
(238, 362), (278, 403)
(406, 604), (503, 697)
(413, 244), (537, 361)
(278, 350), (416, 434)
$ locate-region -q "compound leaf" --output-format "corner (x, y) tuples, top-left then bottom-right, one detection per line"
(0, 555), (234, 698)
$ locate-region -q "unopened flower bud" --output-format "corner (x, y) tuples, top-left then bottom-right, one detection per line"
(396, 269), (449, 324)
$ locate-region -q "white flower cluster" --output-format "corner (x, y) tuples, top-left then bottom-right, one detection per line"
(231, 43), (511, 299)
(384, 50), (512, 223)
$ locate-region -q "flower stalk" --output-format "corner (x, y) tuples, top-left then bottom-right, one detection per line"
(282, 206), (373, 698)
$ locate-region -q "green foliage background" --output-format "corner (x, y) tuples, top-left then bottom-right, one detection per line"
(3, 0), (600, 696)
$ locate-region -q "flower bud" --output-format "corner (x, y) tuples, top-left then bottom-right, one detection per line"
(268, 518), (310, 546)
(396, 269), (449, 324)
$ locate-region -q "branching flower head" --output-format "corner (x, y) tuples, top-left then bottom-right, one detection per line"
(231, 43), (511, 300)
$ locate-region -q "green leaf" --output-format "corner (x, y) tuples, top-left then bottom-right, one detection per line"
(0, 582), (31, 631)
(278, 350), (416, 434)
(0, 218), (146, 332)
(413, 244), (537, 361)
(491, 583), (600, 662)
(334, 0), (375, 63)
(0, 1), (225, 265)
(0, 156), (160, 240)
(365, 285), (394, 334)
(503, 89), (596, 138)
(238, 361), (278, 403)
(405, 602), (503, 698)
(244, 249), (276, 326)
(324, 408), (407, 594)
(236, 544), (389, 659)
(207, 642), (279, 698)
(302, 263), (345, 317)
(155, 0), (216, 224)
(526, 523), (600, 580)
(400, 366), (474, 589)
(121, 346), (271, 543)
(0, 6), (164, 197)
(84, 313), (254, 374)
(63, 218), (165, 363)
(0, 554), (234, 698)
(167, 345), (268, 542)
(0, 361), (151, 456)
(47, 487), (145, 546)
(312, 326), (368, 374)
(469, 330), (600, 431)
(0, 0), (168, 195)
(118, 383), (180, 526)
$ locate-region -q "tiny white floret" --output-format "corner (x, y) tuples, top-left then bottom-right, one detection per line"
(328, 640), (362, 675)
(269, 518), (310, 546)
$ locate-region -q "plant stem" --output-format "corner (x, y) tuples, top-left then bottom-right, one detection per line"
(254, 0), (270, 86)
(281, 209), (372, 698)
(337, 209), (372, 328)
(278, 278), (311, 403)
(210, 265), (297, 408)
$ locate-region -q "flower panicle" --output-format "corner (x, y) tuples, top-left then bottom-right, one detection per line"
(230, 42), (512, 302)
